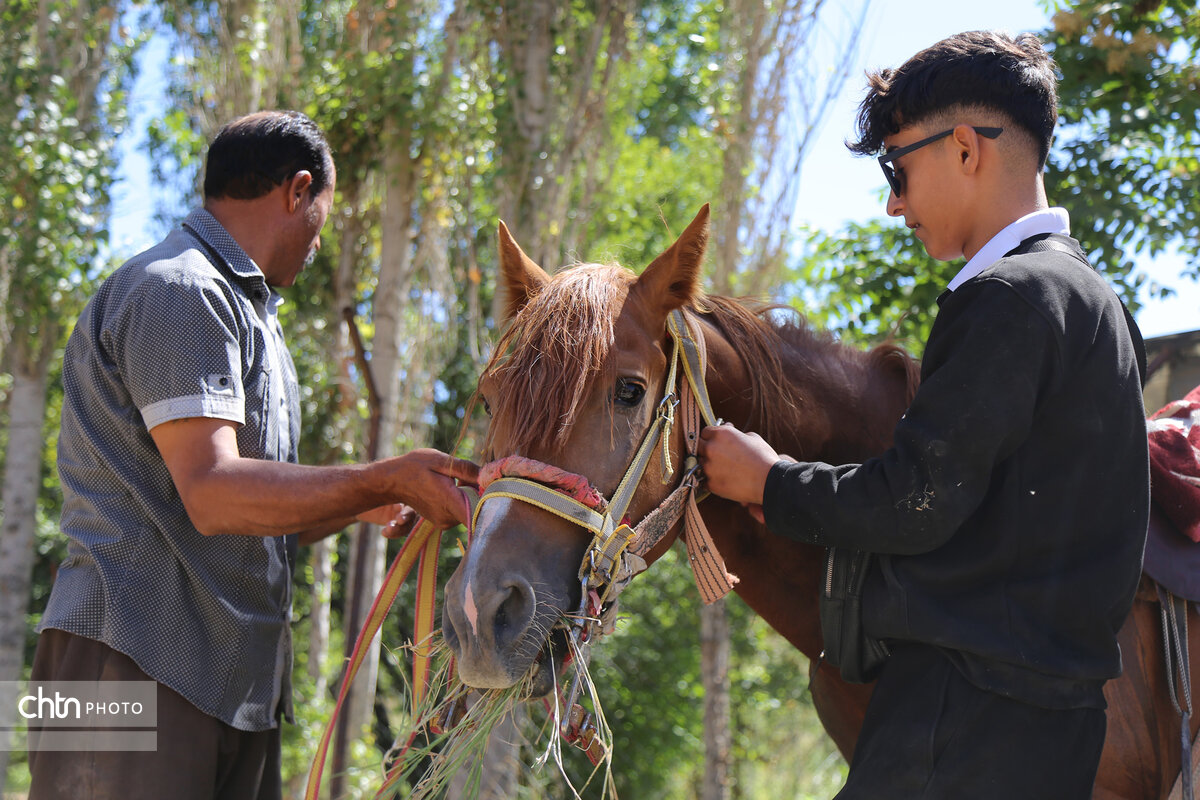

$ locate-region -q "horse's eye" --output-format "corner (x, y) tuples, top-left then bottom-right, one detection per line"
(614, 379), (646, 408)
(480, 396), (492, 417)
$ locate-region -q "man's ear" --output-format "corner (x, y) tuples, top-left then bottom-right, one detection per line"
(283, 171), (314, 213)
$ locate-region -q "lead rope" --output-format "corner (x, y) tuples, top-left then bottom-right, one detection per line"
(663, 309), (735, 604)
(304, 487), (483, 800)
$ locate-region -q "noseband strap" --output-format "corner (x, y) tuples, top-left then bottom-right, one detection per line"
(478, 477), (609, 535)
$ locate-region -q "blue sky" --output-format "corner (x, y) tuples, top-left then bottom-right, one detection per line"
(110, 0), (1197, 338)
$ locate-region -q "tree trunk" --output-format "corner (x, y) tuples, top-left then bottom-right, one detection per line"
(490, 0), (553, 268)
(700, 598), (732, 800)
(489, 0), (630, 276)
(0, 333), (53, 792)
(0, 245), (11, 358)
(310, 192), (367, 704)
(307, 539), (333, 696)
(330, 127), (419, 798)
(346, 123), (417, 725)
(328, 304), (384, 797)
(712, 0), (765, 293)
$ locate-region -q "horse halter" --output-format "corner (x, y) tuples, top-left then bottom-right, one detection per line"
(471, 308), (737, 606)
(469, 309), (739, 757)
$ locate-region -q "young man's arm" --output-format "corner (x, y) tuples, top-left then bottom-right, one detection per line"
(150, 416), (477, 538)
(700, 281), (1058, 554)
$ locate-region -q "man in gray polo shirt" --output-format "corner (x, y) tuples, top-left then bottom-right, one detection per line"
(29, 111), (477, 799)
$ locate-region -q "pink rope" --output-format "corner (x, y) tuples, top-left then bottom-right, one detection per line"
(479, 455), (608, 511)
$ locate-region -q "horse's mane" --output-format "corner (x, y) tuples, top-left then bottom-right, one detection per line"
(702, 295), (920, 448)
(481, 263), (920, 457)
(483, 263), (630, 456)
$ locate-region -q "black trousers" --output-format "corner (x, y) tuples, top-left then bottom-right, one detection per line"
(836, 643), (1106, 800)
(27, 628), (282, 800)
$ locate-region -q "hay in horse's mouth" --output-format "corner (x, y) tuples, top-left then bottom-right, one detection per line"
(526, 627), (571, 698)
(387, 628), (615, 799)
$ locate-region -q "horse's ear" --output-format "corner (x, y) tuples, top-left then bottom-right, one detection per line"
(635, 204), (709, 316)
(497, 221), (551, 322)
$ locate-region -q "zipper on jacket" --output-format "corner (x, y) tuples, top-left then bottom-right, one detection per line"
(825, 548), (835, 597)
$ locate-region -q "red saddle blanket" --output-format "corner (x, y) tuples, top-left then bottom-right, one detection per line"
(1144, 385), (1200, 602)
(1148, 385), (1200, 544)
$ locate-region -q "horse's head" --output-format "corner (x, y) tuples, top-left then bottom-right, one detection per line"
(442, 206), (711, 696)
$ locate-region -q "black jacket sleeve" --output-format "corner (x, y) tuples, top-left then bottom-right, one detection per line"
(762, 279), (1060, 554)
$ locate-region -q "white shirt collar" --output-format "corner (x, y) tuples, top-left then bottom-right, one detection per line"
(947, 207), (1071, 292)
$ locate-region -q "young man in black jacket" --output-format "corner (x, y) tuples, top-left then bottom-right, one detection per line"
(698, 30), (1149, 798)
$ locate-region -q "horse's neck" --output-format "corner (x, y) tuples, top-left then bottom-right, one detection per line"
(779, 342), (909, 464)
(695, 313), (913, 659)
(703, 318), (910, 464)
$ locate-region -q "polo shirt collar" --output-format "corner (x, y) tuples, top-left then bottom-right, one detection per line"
(946, 207), (1071, 292)
(182, 208), (273, 304)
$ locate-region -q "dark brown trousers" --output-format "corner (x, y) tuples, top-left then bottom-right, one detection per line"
(27, 628), (282, 800)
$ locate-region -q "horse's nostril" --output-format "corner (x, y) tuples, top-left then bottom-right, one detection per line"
(494, 579), (535, 650)
(442, 612), (460, 651)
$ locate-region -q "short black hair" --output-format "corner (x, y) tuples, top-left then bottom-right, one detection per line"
(203, 110), (333, 200)
(848, 31), (1058, 168)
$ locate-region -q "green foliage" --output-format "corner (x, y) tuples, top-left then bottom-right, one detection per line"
(1047, 0), (1200, 288)
(576, 132), (724, 271)
(548, 0), (730, 276)
(626, 3), (717, 142)
(0, 1), (142, 336)
(789, 219), (948, 353)
(144, 105), (205, 220)
(729, 616), (848, 799)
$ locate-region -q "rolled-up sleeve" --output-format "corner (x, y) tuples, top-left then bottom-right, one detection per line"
(104, 277), (247, 431)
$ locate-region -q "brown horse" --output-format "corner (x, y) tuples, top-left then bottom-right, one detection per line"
(441, 205), (1200, 799)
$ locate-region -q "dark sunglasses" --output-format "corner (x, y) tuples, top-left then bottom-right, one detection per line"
(878, 126), (1003, 196)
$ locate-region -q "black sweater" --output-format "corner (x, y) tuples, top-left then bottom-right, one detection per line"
(764, 234), (1149, 709)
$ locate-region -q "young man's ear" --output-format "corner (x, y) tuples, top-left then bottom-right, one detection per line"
(952, 125), (983, 174)
(283, 171), (314, 213)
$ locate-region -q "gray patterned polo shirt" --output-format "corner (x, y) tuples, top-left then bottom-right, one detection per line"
(40, 208), (301, 731)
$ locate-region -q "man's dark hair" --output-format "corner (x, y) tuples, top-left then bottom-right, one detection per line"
(203, 110), (333, 200)
(848, 31), (1059, 168)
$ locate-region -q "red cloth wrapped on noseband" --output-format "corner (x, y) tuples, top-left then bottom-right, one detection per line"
(478, 455), (608, 512)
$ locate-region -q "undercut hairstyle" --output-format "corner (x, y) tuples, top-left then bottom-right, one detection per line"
(848, 30), (1059, 168)
(203, 110), (333, 200)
